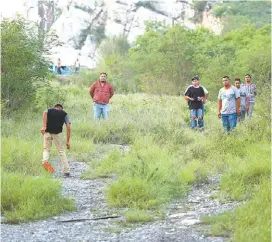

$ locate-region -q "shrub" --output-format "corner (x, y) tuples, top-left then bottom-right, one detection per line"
(1, 172), (75, 223)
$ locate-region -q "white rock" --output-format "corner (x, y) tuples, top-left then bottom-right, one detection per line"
(1, 0), (222, 68)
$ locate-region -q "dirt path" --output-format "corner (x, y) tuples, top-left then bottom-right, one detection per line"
(1, 158), (239, 242)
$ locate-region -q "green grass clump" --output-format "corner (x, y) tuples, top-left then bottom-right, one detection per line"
(107, 177), (164, 209)
(68, 136), (94, 162)
(1, 172), (75, 223)
(2, 136), (45, 176)
(123, 209), (155, 223)
(93, 136), (189, 209)
(219, 143), (270, 200)
(202, 178), (271, 242)
(179, 159), (210, 184)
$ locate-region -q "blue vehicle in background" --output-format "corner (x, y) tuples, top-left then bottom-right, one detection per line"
(48, 63), (73, 75)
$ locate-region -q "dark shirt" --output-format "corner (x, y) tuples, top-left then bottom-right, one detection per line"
(46, 108), (68, 134)
(185, 86), (205, 110)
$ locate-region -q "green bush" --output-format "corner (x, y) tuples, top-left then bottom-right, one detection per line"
(1, 172), (75, 223)
(1, 16), (48, 110)
(35, 82), (66, 110)
(2, 136), (44, 176)
(107, 177), (164, 209)
(123, 209), (155, 223)
(202, 178), (270, 242)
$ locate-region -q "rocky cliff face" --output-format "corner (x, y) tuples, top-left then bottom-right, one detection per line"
(7, 0), (222, 68)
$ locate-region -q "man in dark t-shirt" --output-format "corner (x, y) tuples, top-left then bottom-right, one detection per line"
(40, 104), (71, 177)
(185, 77), (205, 130)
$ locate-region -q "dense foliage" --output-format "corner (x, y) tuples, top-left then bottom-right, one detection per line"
(1, 17), (49, 109)
(212, 1), (271, 32)
(98, 23), (270, 97)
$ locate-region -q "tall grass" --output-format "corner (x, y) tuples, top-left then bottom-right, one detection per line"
(1, 172), (75, 224)
(2, 82), (270, 240)
(73, 88), (270, 238)
(202, 178), (270, 242)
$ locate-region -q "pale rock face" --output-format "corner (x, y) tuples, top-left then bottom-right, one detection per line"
(200, 10), (222, 35)
(1, 0), (222, 68)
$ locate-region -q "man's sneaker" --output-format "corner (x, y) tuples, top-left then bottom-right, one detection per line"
(199, 127), (204, 132)
(42, 161), (54, 174)
(63, 173), (70, 178)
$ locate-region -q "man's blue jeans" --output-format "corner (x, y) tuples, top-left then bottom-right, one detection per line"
(221, 113), (237, 132)
(93, 103), (109, 120)
(247, 103), (254, 117)
(190, 109), (203, 129)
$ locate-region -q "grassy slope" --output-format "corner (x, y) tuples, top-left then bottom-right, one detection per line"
(1, 83), (270, 241)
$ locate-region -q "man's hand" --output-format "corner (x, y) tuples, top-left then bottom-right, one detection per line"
(40, 127), (46, 135)
(66, 141), (70, 149)
(217, 113), (221, 119)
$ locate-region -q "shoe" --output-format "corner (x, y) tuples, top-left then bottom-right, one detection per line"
(43, 161), (54, 173)
(63, 173), (70, 178)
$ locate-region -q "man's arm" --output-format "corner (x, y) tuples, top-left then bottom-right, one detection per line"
(236, 97), (241, 116)
(65, 123), (71, 149)
(89, 83), (95, 98)
(109, 85), (114, 99)
(184, 87), (193, 103)
(185, 96), (194, 102)
(234, 87), (241, 116)
(254, 84), (257, 96)
(200, 87), (207, 103)
(40, 110), (48, 134)
(217, 100), (222, 119)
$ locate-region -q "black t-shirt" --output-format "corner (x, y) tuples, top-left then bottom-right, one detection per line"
(185, 86), (205, 110)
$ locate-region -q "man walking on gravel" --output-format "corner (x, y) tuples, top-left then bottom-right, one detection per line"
(89, 72), (114, 120)
(40, 104), (71, 177)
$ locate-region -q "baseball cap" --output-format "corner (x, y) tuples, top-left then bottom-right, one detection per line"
(193, 76), (199, 80)
(55, 103), (63, 108)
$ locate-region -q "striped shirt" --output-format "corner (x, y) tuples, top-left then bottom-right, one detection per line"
(241, 82), (257, 103)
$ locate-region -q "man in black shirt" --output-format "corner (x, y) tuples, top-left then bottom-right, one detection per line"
(185, 76), (205, 130)
(40, 104), (71, 177)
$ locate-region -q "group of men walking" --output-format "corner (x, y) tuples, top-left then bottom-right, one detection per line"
(185, 74), (257, 132)
(40, 72), (257, 177)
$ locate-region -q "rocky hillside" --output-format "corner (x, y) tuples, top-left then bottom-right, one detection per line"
(4, 0), (222, 68)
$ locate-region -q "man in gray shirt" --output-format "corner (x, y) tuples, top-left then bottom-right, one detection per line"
(241, 73), (257, 117)
(234, 78), (249, 121)
(218, 76), (240, 132)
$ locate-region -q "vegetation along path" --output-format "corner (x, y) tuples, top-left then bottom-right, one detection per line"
(1, 152), (240, 242)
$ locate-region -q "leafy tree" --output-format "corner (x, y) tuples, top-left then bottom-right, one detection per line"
(1, 16), (48, 110)
(212, 1), (271, 33)
(98, 20), (270, 99)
